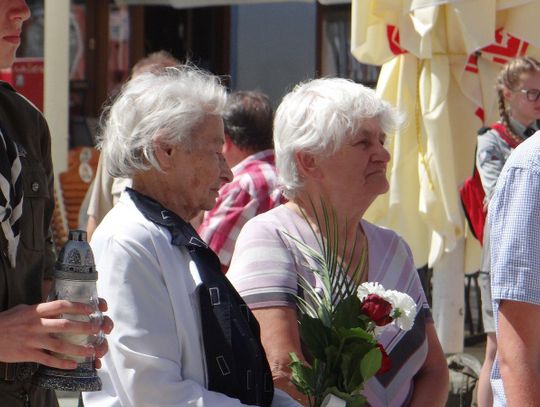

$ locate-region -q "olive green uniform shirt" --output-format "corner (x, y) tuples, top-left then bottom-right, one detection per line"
(0, 81), (57, 406)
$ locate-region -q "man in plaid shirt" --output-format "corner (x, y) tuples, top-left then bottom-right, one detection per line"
(198, 91), (284, 273)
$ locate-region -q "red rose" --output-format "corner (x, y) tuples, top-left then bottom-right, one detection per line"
(376, 343), (392, 375)
(360, 294), (393, 326)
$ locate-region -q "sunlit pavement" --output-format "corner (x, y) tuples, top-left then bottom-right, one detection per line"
(57, 391), (79, 407)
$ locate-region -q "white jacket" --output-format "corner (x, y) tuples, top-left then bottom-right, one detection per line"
(83, 193), (297, 407)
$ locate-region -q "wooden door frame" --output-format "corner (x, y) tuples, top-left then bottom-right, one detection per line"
(82, 2), (229, 117)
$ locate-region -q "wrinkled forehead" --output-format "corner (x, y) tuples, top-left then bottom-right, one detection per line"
(189, 114), (225, 148)
(350, 117), (384, 137)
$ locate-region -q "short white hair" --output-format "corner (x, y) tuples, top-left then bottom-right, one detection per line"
(99, 65), (227, 178)
(274, 77), (402, 199)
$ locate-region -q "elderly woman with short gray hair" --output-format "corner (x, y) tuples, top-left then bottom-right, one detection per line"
(227, 78), (449, 406)
(83, 66), (298, 407)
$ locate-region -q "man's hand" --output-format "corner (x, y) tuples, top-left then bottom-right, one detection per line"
(0, 299), (113, 370)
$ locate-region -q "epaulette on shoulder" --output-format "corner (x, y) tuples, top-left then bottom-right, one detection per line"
(0, 80), (16, 92)
(477, 126), (491, 135)
(0, 81), (41, 112)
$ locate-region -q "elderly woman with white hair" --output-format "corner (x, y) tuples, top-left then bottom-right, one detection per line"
(83, 66), (299, 407)
(227, 78), (449, 406)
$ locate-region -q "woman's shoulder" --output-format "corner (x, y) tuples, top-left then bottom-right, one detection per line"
(362, 220), (404, 243)
(362, 220), (414, 263)
(230, 204), (315, 268)
(228, 205), (301, 292)
(477, 126), (505, 146)
(94, 194), (169, 248)
(240, 205), (299, 237)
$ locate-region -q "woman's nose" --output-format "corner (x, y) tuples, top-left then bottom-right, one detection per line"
(10, 1), (31, 22)
(374, 142), (391, 163)
(221, 156), (233, 183)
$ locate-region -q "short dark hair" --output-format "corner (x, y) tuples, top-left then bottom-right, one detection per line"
(223, 91), (274, 152)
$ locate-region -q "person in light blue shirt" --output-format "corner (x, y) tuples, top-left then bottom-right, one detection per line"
(475, 56), (540, 407)
(489, 130), (540, 406)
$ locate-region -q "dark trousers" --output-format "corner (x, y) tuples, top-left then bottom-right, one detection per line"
(0, 379), (58, 407)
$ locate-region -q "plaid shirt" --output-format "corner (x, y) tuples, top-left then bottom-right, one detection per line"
(198, 149), (284, 269)
(488, 132), (540, 406)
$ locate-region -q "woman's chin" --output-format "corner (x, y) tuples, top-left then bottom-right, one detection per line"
(366, 179), (389, 197)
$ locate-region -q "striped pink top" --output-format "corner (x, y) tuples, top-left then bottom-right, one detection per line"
(227, 205), (432, 407)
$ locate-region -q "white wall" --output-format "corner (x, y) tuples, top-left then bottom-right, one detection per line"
(230, 3), (317, 106)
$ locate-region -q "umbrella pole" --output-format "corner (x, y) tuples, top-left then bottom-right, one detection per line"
(432, 238), (465, 354)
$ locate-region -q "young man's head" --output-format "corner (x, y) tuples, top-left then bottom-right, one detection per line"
(0, 0), (30, 69)
(222, 91), (274, 167)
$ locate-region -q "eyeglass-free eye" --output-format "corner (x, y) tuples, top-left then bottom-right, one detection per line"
(519, 88), (540, 102)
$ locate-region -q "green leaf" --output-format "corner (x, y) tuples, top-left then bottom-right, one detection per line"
(344, 394), (368, 407)
(311, 358), (333, 395)
(323, 387), (367, 407)
(289, 352), (315, 395)
(347, 364), (366, 392)
(323, 344), (339, 365)
(338, 351), (352, 387)
(335, 327), (375, 344)
(332, 295), (362, 329)
(296, 273), (327, 320)
(299, 314), (331, 360)
(360, 347), (382, 381)
(337, 341), (374, 391)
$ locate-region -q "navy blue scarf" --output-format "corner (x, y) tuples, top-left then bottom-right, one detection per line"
(128, 189), (274, 406)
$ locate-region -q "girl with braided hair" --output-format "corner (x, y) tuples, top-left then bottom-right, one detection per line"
(476, 55), (540, 407)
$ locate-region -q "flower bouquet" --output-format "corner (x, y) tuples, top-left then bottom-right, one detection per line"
(284, 204), (417, 407)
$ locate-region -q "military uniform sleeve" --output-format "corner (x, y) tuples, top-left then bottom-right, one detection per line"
(476, 129), (506, 203)
(39, 110), (55, 280)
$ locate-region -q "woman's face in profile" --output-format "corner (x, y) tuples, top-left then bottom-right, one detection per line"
(314, 117), (391, 206)
(166, 115), (233, 216)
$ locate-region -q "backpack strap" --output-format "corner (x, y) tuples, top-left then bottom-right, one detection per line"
(490, 123), (522, 149)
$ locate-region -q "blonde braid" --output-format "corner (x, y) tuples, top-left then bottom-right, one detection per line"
(496, 88), (511, 132)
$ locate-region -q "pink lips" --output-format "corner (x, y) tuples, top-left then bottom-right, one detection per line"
(367, 168), (386, 177)
(3, 33), (21, 45)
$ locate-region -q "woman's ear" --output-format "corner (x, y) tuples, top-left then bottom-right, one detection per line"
(502, 85), (513, 102)
(153, 132), (174, 170)
(295, 150), (323, 180)
(222, 134), (233, 154)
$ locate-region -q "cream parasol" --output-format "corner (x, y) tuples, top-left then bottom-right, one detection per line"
(351, 0), (540, 351)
